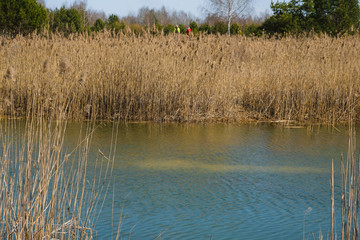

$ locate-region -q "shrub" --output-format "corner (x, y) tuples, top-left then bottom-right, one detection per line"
(106, 14), (125, 34)
(129, 23), (143, 35)
(92, 18), (105, 32)
(190, 21), (199, 35)
(163, 24), (175, 35)
(178, 24), (186, 34)
(199, 23), (211, 34)
(230, 23), (241, 35)
(212, 21), (227, 35)
(243, 24), (262, 37)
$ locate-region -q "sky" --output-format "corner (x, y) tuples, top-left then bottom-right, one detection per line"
(44, 0), (273, 18)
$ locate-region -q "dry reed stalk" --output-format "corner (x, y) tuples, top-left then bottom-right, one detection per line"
(331, 159), (335, 240)
(0, 103), (113, 239)
(330, 124), (359, 240)
(59, 57), (72, 74)
(1, 33), (360, 122)
(42, 59), (49, 73)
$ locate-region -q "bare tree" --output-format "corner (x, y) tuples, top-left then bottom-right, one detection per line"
(202, 0), (252, 35)
(69, 0), (107, 28)
(171, 10), (193, 26)
(135, 6), (194, 27)
(87, 9), (107, 26)
(237, 10), (270, 25)
(137, 7), (157, 26)
(156, 6), (171, 26)
(122, 14), (137, 25)
(120, 6), (195, 27)
(70, 0), (89, 28)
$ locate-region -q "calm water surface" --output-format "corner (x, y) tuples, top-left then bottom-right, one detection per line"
(62, 123), (358, 239)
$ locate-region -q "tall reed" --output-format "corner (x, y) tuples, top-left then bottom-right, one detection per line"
(0, 105), (113, 239)
(330, 123), (359, 240)
(1, 32), (360, 123)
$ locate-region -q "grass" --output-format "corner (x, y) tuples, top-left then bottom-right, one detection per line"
(1, 32), (360, 123)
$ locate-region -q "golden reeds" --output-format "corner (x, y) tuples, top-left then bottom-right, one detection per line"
(0, 107), (114, 239)
(4, 66), (15, 81)
(59, 57), (72, 74)
(1, 33), (360, 122)
(330, 124), (359, 240)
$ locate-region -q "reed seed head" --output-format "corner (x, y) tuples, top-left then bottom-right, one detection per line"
(0, 32), (360, 123)
(59, 57), (71, 74)
(4, 98), (11, 107)
(79, 72), (87, 85)
(85, 104), (92, 114)
(43, 59), (49, 73)
(5, 66), (15, 81)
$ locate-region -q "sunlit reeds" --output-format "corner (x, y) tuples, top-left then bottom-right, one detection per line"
(330, 122), (359, 240)
(1, 32), (360, 122)
(0, 108), (115, 239)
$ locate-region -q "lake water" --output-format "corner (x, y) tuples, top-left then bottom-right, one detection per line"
(60, 122), (355, 240)
(4, 122), (356, 239)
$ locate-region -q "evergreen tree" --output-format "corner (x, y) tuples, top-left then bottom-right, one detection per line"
(91, 18), (105, 32)
(300, 0), (317, 32)
(212, 21), (228, 34)
(49, 7), (84, 36)
(262, 0), (360, 35)
(106, 14), (125, 34)
(163, 24), (174, 35)
(261, 1), (303, 35)
(178, 24), (186, 34)
(0, 0), (47, 35)
(230, 23), (241, 35)
(313, 0), (331, 32)
(243, 24), (262, 37)
(329, 0), (360, 34)
(199, 23), (212, 34)
(189, 21), (199, 35)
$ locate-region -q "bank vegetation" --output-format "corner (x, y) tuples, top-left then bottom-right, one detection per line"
(1, 32), (360, 123)
(0, 107), (116, 239)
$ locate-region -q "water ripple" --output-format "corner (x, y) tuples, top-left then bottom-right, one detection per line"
(81, 123), (352, 239)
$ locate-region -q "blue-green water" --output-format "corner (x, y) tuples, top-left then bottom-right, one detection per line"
(3, 122), (355, 239)
(61, 123), (353, 239)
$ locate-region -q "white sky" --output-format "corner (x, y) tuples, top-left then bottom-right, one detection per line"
(44, 0), (273, 18)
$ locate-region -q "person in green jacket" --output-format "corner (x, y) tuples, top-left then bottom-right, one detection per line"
(174, 25), (180, 34)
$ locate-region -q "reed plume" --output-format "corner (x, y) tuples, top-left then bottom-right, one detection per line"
(0, 33), (360, 123)
(4, 66), (15, 82)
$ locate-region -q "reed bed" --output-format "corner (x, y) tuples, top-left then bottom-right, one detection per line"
(0, 109), (115, 239)
(1, 32), (360, 123)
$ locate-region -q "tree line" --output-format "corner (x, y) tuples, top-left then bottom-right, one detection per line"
(0, 0), (359, 37)
(262, 0), (360, 36)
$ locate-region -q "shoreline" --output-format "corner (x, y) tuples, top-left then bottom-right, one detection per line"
(0, 115), (351, 127)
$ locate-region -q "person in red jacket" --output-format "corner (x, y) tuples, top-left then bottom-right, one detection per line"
(186, 27), (191, 36)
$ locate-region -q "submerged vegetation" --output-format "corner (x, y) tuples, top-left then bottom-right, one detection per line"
(1, 33), (360, 123)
